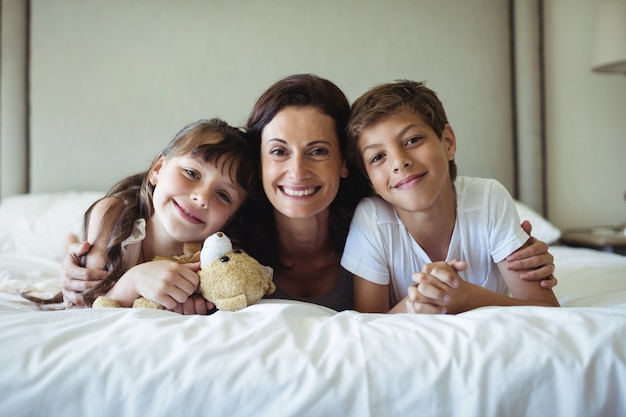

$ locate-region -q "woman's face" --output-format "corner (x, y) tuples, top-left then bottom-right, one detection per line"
(260, 106), (348, 220)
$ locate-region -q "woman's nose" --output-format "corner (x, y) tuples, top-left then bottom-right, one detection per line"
(287, 155), (311, 180)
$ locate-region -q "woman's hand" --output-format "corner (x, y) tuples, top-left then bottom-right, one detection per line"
(508, 220), (557, 289)
(60, 238), (109, 307)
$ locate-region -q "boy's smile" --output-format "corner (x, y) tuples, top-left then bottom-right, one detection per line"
(392, 173), (426, 190)
(358, 110), (456, 215)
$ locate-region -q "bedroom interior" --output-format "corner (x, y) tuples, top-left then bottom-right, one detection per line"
(1, 0), (625, 416)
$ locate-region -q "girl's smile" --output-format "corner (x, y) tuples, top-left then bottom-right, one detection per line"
(171, 199), (205, 224)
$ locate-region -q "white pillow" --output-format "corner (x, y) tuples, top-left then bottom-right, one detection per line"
(514, 200), (561, 244)
(0, 192), (104, 260)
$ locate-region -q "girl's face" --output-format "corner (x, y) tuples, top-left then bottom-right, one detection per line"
(260, 106), (348, 220)
(358, 110), (456, 216)
(149, 154), (247, 243)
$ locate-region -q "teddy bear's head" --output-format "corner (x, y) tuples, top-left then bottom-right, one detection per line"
(198, 232), (275, 311)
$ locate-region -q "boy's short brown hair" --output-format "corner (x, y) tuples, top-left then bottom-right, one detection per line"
(347, 80), (457, 181)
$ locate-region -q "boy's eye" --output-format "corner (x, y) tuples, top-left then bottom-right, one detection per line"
(370, 153), (385, 164)
(406, 136), (422, 146)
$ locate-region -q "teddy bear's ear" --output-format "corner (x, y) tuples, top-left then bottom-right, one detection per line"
(262, 266), (274, 280)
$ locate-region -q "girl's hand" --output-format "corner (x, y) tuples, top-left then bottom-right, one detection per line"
(168, 293), (216, 315)
(406, 260), (467, 314)
(116, 260), (201, 310)
(507, 221), (557, 289)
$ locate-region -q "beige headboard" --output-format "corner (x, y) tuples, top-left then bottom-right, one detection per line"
(1, 0), (547, 212)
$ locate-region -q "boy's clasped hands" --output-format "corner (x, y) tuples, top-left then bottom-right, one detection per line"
(406, 260), (467, 314)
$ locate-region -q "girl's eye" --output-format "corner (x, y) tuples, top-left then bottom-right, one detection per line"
(184, 169), (200, 179)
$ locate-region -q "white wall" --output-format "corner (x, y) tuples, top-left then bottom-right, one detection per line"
(2, 0), (625, 230)
(545, 0), (626, 229)
(25, 0), (514, 193)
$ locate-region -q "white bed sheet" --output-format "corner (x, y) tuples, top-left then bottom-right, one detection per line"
(1, 246), (625, 417)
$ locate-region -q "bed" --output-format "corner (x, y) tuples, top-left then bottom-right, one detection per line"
(0, 192), (625, 417)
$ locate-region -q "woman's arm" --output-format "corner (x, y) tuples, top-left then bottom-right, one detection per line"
(60, 197), (121, 306)
(508, 221), (557, 288)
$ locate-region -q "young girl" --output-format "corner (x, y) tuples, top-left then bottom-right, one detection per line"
(71, 118), (255, 314)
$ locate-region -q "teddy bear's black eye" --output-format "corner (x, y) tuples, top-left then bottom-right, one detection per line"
(234, 249), (242, 254)
(220, 256), (230, 263)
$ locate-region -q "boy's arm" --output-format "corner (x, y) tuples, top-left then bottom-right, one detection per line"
(355, 275), (435, 314)
(495, 262), (560, 307)
(354, 276), (392, 313)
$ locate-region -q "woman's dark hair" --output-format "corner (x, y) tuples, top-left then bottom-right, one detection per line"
(241, 74), (371, 267)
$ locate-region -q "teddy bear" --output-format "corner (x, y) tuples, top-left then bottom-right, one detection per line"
(92, 232), (275, 311)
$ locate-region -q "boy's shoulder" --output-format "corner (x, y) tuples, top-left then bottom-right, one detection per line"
(455, 176), (509, 202)
(355, 195), (398, 224)
(455, 176), (503, 191)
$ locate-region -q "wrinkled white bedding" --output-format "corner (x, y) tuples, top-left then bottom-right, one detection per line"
(1, 246), (625, 417)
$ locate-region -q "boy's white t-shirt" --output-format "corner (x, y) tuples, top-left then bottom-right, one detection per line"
(340, 176), (529, 306)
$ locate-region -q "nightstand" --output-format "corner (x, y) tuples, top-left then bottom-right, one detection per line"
(560, 226), (626, 255)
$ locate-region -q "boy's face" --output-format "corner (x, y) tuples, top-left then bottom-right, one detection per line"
(358, 110), (456, 215)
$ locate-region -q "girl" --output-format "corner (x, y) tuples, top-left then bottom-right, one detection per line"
(68, 118), (255, 314)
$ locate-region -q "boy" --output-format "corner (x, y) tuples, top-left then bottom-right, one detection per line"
(341, 80), (559, 314)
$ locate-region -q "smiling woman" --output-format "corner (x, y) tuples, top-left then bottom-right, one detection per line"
(240, 74), (371, 311)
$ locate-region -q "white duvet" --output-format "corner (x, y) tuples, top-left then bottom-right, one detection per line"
(1, 246), (625, 417)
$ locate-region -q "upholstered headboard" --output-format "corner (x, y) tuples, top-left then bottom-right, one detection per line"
(1, 0), (547, 213)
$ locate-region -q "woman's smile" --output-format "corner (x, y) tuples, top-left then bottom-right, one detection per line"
(279, 185), (321, 197)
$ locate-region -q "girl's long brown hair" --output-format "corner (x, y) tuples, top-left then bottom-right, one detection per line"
(79, 118), (257, 306)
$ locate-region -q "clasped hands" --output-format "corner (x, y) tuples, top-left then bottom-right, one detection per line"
(406, 260), (468, 314)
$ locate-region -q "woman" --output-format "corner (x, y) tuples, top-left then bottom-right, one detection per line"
(61, 74), (557, 311)
(239, 74), (371, 311)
